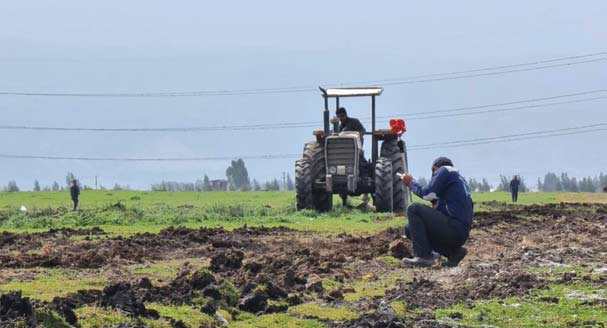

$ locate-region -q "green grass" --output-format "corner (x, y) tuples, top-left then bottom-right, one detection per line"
(0, 190), (293, 209)
(0, 270), (107, 301)
(0, 191), (405, 234)
(435, 284), (607, 327)
(288, 302), (360, 321)
(75, 306), (173, 328)
(146, 303), (216, 327)
(343, 273), (411, 302)
(230, 313), (325, 328)
(2, 191), (604, 234)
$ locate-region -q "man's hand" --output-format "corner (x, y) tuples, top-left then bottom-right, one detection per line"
(401, 174), (414, 187)
(330, 116), (339, 124)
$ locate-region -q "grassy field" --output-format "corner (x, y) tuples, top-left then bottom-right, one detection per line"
(1, 190), (603, 235)
(1, 191), (606, 327)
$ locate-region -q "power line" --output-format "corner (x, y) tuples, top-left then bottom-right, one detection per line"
(380, 89), (607, 118)
(380, 58), (606, 86)
(2, 90), (605, 132)
(1, 123), (605, 161)
(345, 51), (607, 84)
(0, 153), (298, 162)
(0, 52), (604, 98)
(408, 123), (607, 150)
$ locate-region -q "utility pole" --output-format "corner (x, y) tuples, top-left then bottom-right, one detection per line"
(282, 172), (286, 191)
(95, 176), (98, 190)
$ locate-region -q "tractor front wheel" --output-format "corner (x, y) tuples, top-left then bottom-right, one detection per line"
(381, 138), (409, 213)
(374, 157), (394, 212)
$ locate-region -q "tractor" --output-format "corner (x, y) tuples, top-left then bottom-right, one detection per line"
(295, 86), (410, 213)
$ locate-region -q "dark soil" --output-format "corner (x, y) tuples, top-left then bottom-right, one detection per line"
(0, 291), (34, 322)
(2, 203), (607, 327)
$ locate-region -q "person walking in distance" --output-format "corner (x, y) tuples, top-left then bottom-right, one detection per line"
(70, 179), (80, 211)
(510, 175), (520, 203)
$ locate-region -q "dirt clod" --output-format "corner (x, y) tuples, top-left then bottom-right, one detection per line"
(388, 239), (410, 259)
(238, 291), (268, 313)
(0, 291), (34, 322)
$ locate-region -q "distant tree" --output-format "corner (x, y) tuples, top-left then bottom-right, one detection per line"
(252, 179), (261, 191)
(416, 177), (428, 186)
(42, 186), (51, 191)
(467, 178), (479, 192)
(264, 179), (281, 191)
(479, 178), (492, 192)
(52, 181), (60, 191)
(518, 177), (529, 192)
(560, 173), (580, 192)
(579, 177), (596, 192)
(286, 174), (295, 191)
(496, 175), (510, 192)
(65, 172), (76, 187)
(194, 179), (204, 192)
(537, 178), (543, 192)
(33, 180), (41, 192)
(203, 175), (212, 192)
(225, 159), (251, 191)
(112, 184), (123, 191)
(6, 180), (19, 192)
(541, 173), (559, 192)
(600, 173), (607, 191)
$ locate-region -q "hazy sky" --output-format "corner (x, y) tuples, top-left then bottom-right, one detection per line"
(1, 1), (606, 190)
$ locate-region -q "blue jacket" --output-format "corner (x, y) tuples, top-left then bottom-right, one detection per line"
(410, 166), (474, 236)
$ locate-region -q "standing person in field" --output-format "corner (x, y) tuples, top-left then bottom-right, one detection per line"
(400, 157), (473, 267)
(510, 175), (520, 203)
(70, 179), (80, 211)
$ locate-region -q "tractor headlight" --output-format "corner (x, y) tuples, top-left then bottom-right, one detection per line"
(346, 166), (354, 174)
(329, 166), (337, 174)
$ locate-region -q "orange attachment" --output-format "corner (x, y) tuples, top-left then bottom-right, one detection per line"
(389, 119), (406, 136)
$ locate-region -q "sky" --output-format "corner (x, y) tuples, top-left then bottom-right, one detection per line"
(1, 0), (606, 190)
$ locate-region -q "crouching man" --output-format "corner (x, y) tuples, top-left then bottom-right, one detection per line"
(400, 157), (473, 267)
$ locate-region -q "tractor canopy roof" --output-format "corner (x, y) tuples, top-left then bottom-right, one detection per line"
(319, 87), (383, 98)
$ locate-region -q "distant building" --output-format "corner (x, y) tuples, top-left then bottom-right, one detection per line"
(210, 179), (228, 191)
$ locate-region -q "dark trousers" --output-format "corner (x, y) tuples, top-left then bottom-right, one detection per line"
(511, 189), (518, 203)
(406, 203), (467, 258)
(72, 197), (78, 211)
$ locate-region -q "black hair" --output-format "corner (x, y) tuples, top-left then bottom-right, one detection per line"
(336, 107), (347, 115)
(432, 157), (453, 172)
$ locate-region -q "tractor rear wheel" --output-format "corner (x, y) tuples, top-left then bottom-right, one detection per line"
(302, 142), (333, 212)
(381, 139), (408, 213)
(295, 159), (313, 210)
(374, 157), (393, 212)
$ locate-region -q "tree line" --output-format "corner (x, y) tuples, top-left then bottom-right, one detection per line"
(150, 159), (295, 192)
(1, 172), (129, 192)
(4, 166), (606, 193)
(537, 172), (607, 192)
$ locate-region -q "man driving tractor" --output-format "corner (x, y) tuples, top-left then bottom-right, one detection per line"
(334, 107), (366, 144)
(400, 157), (473, 267)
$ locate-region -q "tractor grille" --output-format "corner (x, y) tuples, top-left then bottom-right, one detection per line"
(326, 138), (356, 169)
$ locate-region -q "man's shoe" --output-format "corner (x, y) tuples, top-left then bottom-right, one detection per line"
(444, 247), (467, 267)
(401, 256), (435, 267)
(431, 251), (441, 261)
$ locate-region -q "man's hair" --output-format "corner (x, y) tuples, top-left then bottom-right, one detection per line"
(432, 157), (453, 169)
(336, 107), (347, 115)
